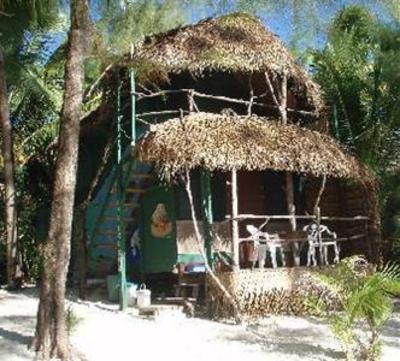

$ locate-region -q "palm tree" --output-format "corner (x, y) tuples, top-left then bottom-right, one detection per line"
(0, 0), (59, 288)
(312, 5), (400, 174)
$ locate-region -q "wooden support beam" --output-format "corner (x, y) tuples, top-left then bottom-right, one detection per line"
(285, 173), (297, 232)
(276, 71), (299, 265)
(134, 88), (319, 118)
(316, 206), (324, 266)
(116, 77), (128, 311)
(280, 72), (288, 123)
(231, 169), (240, 271)
(200, 170), (214, 267)
(225, 214), (369, 221)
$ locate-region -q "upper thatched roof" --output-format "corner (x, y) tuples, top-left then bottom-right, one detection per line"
(128, 13), (323, 112)
(136, 112), (371, 181)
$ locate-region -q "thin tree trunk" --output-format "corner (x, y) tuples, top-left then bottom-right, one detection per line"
(32, 1), (90, 359)
(231, 169), (240, 271)
(0, 47), (21, 288)
(184, 170), (241, 323)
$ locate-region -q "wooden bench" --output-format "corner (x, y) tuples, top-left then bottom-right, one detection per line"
(174, 264), (205, 301)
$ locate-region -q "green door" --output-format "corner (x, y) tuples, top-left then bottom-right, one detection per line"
(141, 185), (177, 273)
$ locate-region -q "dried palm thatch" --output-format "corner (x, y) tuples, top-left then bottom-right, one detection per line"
(127, 13), (322, 112)
(136, 112), (372, 182)
(207, 268), (342, 318)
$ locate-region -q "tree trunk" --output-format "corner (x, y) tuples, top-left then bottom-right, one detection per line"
(32, 1), (90, 359)
(77, 206), (88, 299)
(0, 47), (21, 288)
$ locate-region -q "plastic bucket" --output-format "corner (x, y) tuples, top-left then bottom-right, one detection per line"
(136, 284), (151, 308)
(127, 283), (138, 306)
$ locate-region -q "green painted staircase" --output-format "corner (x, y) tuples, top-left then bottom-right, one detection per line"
(86, 154), (152, 277)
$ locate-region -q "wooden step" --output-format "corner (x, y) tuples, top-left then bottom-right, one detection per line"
(103, 216), (135, 222)
(111, 187), (146, 194)
(153, 296), (197, 304)
(138, 304), (185, 318)
(106, 202), (139, 208)
(93, 243), (118, 249)
(126, 188), (146, 194)
(97, 230), (118, 236)
(130, 173), (152, 179)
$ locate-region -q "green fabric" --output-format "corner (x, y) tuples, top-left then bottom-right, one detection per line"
(141, 185), (177, 273)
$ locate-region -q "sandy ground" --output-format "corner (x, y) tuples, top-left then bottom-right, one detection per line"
(1, 287), (399, 361)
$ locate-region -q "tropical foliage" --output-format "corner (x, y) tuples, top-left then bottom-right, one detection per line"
(311, 5), (400, 257)
(312, 256), (400, 361)
(312, 5), (400, 174)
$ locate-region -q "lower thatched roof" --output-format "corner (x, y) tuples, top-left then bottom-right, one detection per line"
(136, 112), (371, 181)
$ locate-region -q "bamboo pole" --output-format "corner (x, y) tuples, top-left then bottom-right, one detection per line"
(231, 169), (240, 271)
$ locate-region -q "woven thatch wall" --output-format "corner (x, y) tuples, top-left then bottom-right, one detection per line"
(207, 268), (339, 317)
(176, 220), (231, 255)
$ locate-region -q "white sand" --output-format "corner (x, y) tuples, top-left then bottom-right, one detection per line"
(1, 287), (399, 361)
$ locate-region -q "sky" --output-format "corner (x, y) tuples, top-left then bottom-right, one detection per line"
(42, 0), (393, 64)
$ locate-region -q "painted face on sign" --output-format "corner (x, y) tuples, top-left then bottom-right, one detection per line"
(151, 203), (172, 238)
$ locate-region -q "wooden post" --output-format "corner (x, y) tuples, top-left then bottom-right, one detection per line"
(316, 206), (324, 266)
(285, 173), (297, 232)
(281, 72), (299, 265)
(130, 44), (136, 146)
(285, 172), (299, 266)
(117, 76), (128, 311)
(200, 170), (214, 267)
(280, 71), (288, 123)
(231, 169), (240, 271)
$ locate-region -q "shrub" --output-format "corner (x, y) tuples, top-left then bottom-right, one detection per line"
(311, 256), (400, 361)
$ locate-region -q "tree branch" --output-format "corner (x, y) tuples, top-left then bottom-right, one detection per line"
(265, 71), (280, 108)
(83, 63), (113, 101)
(313, 175), (327, 215)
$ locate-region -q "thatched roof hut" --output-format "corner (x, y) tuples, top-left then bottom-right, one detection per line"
(128, 13), (323, 114)
(136, 112), (371, 182)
